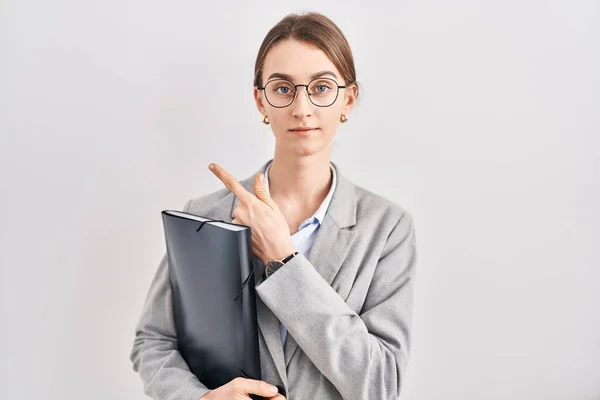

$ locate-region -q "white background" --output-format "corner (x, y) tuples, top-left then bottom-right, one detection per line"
(1, 1), (598, 399)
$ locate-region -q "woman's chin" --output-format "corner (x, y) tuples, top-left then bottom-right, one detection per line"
(274, 131), (332, 156)
(285, 140), (330, 157)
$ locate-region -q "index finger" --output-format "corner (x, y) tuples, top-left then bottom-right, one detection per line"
(209, 163), (254, 203)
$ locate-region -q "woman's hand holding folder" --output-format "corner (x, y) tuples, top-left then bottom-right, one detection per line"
(209, 163), (296, 265)
(200, 377), (286, 400)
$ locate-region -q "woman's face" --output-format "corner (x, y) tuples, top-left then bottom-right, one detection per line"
(254, 40), (357, 157)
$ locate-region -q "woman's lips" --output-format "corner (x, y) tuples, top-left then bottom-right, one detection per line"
(289, 127), (318, 135)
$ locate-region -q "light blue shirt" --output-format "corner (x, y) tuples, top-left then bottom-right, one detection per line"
(263, 160), (337, 346)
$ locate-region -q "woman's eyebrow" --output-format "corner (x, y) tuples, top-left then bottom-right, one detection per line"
(266, 70), (339, 81)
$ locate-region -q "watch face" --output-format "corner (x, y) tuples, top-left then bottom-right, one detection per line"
(265, 260), (284, 278)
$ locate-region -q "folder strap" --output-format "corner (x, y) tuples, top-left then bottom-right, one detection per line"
(195, 219), (227, 232)
(233, 261), (257, 302)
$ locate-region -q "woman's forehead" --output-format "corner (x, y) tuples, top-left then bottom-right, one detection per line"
(262, 40), (342, 82)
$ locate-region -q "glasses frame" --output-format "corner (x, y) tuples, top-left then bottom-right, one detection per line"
(257, 77), (352, 108)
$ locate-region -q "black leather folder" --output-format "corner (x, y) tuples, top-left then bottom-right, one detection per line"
(161, 210), (262, 395)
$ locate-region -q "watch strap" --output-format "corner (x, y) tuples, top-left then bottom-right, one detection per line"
(281, 251), (299, 264)
(263, 252), (299, 280)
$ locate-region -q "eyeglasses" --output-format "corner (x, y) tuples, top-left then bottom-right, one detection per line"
(257, 78), (351, 108)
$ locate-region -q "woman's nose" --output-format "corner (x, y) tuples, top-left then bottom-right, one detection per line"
(291, 88), (313, 118)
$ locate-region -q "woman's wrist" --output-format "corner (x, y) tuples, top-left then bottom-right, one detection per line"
(270, 247), (297, 263)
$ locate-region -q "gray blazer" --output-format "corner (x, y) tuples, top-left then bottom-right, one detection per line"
(130, 159), (417, 400)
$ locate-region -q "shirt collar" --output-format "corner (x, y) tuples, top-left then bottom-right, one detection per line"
(263, 160), (337, 225)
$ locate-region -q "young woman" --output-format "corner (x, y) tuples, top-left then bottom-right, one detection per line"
(131, 12), (417, 400)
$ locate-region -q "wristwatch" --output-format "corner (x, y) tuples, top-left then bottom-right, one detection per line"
(263, 252), (299, 279)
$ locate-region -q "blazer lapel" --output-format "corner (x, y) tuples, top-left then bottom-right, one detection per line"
(256, 287), (288, 388)
(284, 163), (358, 366)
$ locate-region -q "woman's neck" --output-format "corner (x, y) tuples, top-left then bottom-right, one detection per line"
(267, 150), (333, 209)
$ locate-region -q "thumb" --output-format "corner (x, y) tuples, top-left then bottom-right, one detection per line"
(253, 173), (273, 205)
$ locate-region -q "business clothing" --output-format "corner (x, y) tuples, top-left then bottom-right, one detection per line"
(262, 159), (338, 346)
(130, 159), (417, 400)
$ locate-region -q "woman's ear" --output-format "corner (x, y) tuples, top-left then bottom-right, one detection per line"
(342, 83), (358, 116)
(254, 87), (268, 116)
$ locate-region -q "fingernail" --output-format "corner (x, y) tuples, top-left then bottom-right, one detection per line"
(209, 164), (215, 170)
(269, 385), (278, 394)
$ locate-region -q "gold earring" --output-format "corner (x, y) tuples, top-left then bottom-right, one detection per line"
(340, 114), (348, 123)
(262, 115), (270, 125)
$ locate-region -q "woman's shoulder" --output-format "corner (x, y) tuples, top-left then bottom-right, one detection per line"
(351, 182), (411, 224)
(349, 183), (416, 250)
(183, 185), (236, 218)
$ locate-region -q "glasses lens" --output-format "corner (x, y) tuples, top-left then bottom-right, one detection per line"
(264, 80), (296, 107)
(308, 78), (339, 107)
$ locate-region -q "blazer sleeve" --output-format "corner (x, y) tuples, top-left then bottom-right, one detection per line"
(129, 200), (211, 400)
(256, 211), (417, 400)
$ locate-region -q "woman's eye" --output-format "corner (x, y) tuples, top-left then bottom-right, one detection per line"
(315, 85), (329, 93)
(276, 86), (291, 94)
